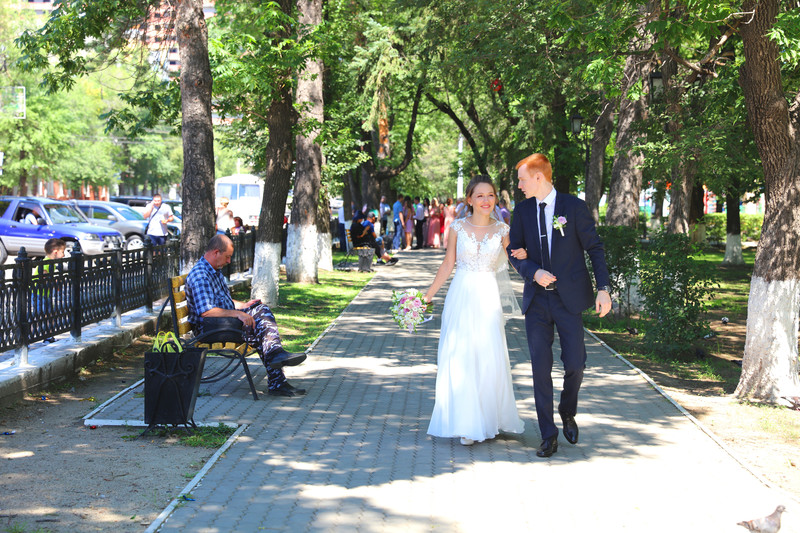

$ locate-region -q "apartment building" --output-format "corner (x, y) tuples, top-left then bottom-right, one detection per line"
(20, 0), (216, 74)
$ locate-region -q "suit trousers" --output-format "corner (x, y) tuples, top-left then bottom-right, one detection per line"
(524, 287), (587, 440)
(414, 219), (425, 248)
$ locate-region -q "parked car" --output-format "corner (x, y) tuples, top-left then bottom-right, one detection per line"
(0, 196), (124, 263)
(73, 200), (180, 250)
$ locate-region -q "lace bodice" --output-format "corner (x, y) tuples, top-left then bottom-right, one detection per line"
(452, 218), (509, 273)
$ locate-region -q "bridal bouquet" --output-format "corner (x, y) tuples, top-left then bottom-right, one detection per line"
(390, 289), (433, 333)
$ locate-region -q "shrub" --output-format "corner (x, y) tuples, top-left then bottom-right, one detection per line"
(699, 213), (763, 243)
(596, 225), (640, 315)
(638, 230), (716, 357)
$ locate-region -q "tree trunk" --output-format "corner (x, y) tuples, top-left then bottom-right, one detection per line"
(723, 191), (744, 265)
(286, 0), (323, 284)
(252, 48), (296, 304)
(342, 172), (353, 222)
(317, 196), (333, 271)
(253, 87), (294, 305)
(586, 98), (615, 223)
(551, 89), (572, 194)
(735, 0), (800, 403)
(606, 53), (647, 227)
(360, 164), (380, 211)
(347, 170), (361, 214)
(689, 180), (705, 242)
(176, 0), (215, 273)
(19, 150), (28, 197)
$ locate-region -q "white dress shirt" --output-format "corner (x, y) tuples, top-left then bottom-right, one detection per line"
(536, 188), (557, 258)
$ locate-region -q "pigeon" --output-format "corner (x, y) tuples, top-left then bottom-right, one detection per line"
(781, 397), (800, 411)
(722, 316), (730, 324)
(737, 505), (786, 533)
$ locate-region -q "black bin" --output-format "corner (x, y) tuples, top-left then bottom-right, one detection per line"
(144, 347), (207, 426)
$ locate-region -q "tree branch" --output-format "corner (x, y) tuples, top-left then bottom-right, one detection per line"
(425, 92), (489, 175)
(376, 83), (424, 179)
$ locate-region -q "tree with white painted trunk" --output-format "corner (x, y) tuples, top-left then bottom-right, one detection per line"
(286, 0), (324, 284)
(735, 0), (800, 403)
(252, 80), (295, 306)
(210, 0), (303, 305)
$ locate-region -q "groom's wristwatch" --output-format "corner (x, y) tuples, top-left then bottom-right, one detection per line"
(597, 285), (611, 293)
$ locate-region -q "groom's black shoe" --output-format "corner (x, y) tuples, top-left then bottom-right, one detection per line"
(559, 409), (579, 444)
(536, 437), (558, 458)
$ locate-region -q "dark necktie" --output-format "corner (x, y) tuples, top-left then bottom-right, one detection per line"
(538, 201), (551, 273)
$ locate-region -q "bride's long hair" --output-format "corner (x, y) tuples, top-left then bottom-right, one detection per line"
(463, 174), (497, 217)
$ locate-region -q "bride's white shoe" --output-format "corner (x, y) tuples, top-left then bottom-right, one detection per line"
(460, 437), (474, 446)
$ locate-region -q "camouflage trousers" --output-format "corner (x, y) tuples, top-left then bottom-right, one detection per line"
(241, 303), (287, 390)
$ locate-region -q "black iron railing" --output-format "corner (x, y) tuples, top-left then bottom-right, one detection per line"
(1, 230), (256, 361)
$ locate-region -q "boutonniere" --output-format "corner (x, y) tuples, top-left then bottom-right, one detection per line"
(553, 215), (567, 236)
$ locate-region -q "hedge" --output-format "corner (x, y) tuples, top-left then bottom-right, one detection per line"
(700, 213), (763, 242)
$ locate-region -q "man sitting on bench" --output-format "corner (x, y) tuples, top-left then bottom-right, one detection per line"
(351, 211), (398, 266)
(185, 235), (307, 397)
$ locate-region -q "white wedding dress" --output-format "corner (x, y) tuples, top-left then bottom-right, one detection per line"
(427, 218), (525, 442)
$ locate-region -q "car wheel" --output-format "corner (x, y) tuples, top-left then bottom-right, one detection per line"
(125, 234), (145, 250)
(0, 241), (7, 264)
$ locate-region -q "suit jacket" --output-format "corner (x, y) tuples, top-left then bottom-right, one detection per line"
(508, 192), (610, 315)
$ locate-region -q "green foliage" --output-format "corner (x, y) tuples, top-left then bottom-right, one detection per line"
(700, 213), (764, 243)
(16, 0), (162, 93)
(126, 133), (181, 189)
(596, 225), (640, 314)
(638, 230), (716, 357)
(208, 1), (311, 175)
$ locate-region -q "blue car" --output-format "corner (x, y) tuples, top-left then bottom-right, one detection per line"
(0, 196), (124, 263)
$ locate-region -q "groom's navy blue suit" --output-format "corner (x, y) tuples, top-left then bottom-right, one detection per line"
(508, 192), (609, 441)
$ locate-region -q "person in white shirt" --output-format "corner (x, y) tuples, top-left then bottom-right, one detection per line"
(142, 194), (174, 246)
(216, 197), (235, 232)
(24, 207), (44, 225)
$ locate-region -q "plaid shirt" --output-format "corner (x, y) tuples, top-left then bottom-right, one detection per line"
(185, 256), (234, 327)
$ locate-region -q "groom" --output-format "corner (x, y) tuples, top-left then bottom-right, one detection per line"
(508, 153), (611, 458)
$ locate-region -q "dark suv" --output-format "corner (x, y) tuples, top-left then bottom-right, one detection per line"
(74, 200), (180, 250)
(0, 196), (124, 262)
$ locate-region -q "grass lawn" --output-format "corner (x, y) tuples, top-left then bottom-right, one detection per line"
(233, 251), (374, 353)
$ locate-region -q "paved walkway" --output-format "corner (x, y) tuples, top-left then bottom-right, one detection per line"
(87, 249), (798, 532)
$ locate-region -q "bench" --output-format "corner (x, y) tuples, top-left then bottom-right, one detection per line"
(156, 274), (260, 400)
(335, 224), (375, 272)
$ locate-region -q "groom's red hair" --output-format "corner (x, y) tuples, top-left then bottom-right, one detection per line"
(516, 153), (553, 183)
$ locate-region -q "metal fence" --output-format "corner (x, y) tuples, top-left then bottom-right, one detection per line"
(1, 230), (256, 362)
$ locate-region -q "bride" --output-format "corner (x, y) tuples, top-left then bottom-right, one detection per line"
(424, 175), (525, 445)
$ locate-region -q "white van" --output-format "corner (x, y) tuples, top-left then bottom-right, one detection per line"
(216, 174), (264, 226)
